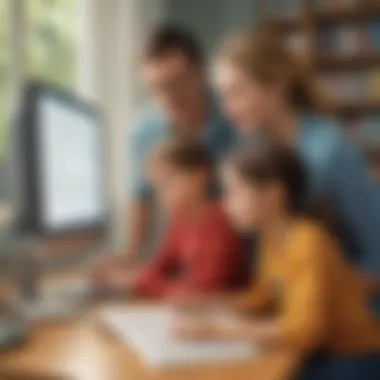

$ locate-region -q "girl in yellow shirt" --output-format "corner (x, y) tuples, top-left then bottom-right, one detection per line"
(174, 144), (380, 380)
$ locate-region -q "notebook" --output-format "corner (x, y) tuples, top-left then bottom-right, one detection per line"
(100, 306), (260, 368)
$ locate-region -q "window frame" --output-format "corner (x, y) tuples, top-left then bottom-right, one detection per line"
(1, 0), (165, 266)
(0, 0), (108, 268)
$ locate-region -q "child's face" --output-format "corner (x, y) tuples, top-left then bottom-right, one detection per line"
(150, 162), (207, 217)
(221, 166), (284, 231)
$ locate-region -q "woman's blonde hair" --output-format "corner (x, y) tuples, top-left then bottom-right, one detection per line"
(215, 26), (323, 111)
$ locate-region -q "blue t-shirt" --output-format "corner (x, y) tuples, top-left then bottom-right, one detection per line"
(129, 101), (237, 200)
(298, 115), (380, 273)
(238, 115), (380, 274)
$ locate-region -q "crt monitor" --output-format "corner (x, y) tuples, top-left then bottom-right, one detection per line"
(17, 82), (108, 236)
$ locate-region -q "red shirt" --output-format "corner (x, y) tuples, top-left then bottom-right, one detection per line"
(135, 203), (245, 298)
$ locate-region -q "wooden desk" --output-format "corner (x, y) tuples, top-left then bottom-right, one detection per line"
(0, 306), (300, 380)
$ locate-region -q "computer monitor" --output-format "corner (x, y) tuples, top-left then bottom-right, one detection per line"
(17, 82), (108, 236)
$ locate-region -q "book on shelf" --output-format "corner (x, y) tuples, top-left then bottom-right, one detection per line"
(266, 0), (302, 18)
(371, 20), (380, 50)
(369, 69), (380, 101)
(318, 24), (379, 55)
(312, 0), (363, 12)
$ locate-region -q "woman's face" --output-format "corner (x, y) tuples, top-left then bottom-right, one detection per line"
(221, 165), (283, 232)
(213, 61), (281, 132)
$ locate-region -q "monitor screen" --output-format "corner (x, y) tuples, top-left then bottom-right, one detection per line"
(18, 83), (107, 235)
(37, 95), (105, 232)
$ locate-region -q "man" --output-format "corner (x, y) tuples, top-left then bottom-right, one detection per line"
(92, 23), (236, 284)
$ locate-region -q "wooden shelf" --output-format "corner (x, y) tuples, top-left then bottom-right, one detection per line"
(313, 6), (380, 24)
(265, 15), (306, 31)
(261, 0), (380, 120)
(330, 101), (380, 115)
(267, 7), (380, 29)
(316, 52), (380, 70)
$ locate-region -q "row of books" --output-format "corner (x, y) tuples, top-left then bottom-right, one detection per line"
(265, 0), (375, 17)
(265, 0), (302, 17)
(313, 0), (374, 12)
(318, 70), (380, 104)
(318, 22), (380, 54)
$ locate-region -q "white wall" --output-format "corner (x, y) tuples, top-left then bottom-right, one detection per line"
(77, 0), (165, 251)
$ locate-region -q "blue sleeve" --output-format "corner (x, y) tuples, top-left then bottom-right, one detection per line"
(327, 133), (380, 273)
(129, 116), (154, 202)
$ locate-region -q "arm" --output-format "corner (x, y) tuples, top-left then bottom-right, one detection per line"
(171, 238), (274, 312)
(125, 115), (155, 262)
(168, 225), (245, 295)
(231, 244), (274, 313)
(134, 224), (180, 297)
(326, 133), (380, 274)
(212, 229), (329, 350)
(124, 201), (153, 263)
(175, 228), (329, 352)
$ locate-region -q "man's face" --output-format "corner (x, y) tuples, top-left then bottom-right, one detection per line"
(142, 51), (203, 124)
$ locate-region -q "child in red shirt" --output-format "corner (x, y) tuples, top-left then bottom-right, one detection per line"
(95, 140), (245, 299)
(135, 139), (245, 298)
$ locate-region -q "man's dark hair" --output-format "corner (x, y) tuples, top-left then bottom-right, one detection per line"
(226, 144), (308, 213)
(143, 23), (204, 66)
(365, 146), (380, 167)
(151, 139), (212, 173)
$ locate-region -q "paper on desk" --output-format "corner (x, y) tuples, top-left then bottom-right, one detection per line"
(100, 306), (260, 368)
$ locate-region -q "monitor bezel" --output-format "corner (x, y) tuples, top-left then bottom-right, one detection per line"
(18, 81), (109, 237)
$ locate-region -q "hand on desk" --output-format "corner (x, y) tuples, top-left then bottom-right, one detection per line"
(172, 315), (218, 341)
(91, 255), (133, 278)
(171, 312), (271, 345)
(166, 290), (210, 310)
(90, 257), (140, 292)
(168, 291), (251, 315)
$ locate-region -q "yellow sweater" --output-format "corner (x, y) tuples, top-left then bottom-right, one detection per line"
(242, 219), (380, 354)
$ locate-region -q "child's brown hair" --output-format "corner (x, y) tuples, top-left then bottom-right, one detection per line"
(225, 144), (341, 233)
(225, 143), (308, 213)
(149, 138), (213, 175)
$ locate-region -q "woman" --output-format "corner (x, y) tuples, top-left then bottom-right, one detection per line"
(173, 144), (380, 380)
(212, 29), (380, 294)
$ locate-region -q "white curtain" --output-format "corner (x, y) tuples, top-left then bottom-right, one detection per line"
(77, 0), (165, 251)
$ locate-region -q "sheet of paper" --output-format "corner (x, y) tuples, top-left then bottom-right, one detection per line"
(100, 306), (260, 368)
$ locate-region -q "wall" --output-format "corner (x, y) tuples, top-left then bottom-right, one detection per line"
(164, 0), (258, 54)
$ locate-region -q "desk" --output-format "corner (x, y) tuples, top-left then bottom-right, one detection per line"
(0, 306), (300, 380)
(0, 275), (300, 380)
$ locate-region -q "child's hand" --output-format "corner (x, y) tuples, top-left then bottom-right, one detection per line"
(90, 255), (130, 283)
(93, 266), (138, 291)
(166, 290), (206, 311)
(171, 315), (216, 341)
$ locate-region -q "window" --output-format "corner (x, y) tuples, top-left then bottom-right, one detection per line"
(0, 0), (137, 252)
(0, 0), (11, 216)
(27, 0), (80, 91)
(0, 0), (11, 163)
(0, 0), (81, 218)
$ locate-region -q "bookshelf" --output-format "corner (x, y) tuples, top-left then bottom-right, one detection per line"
(260, 0), (380, 145)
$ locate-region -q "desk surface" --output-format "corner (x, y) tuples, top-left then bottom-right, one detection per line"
(0, 276), (300, 380)
(0, 307), (300, 380)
